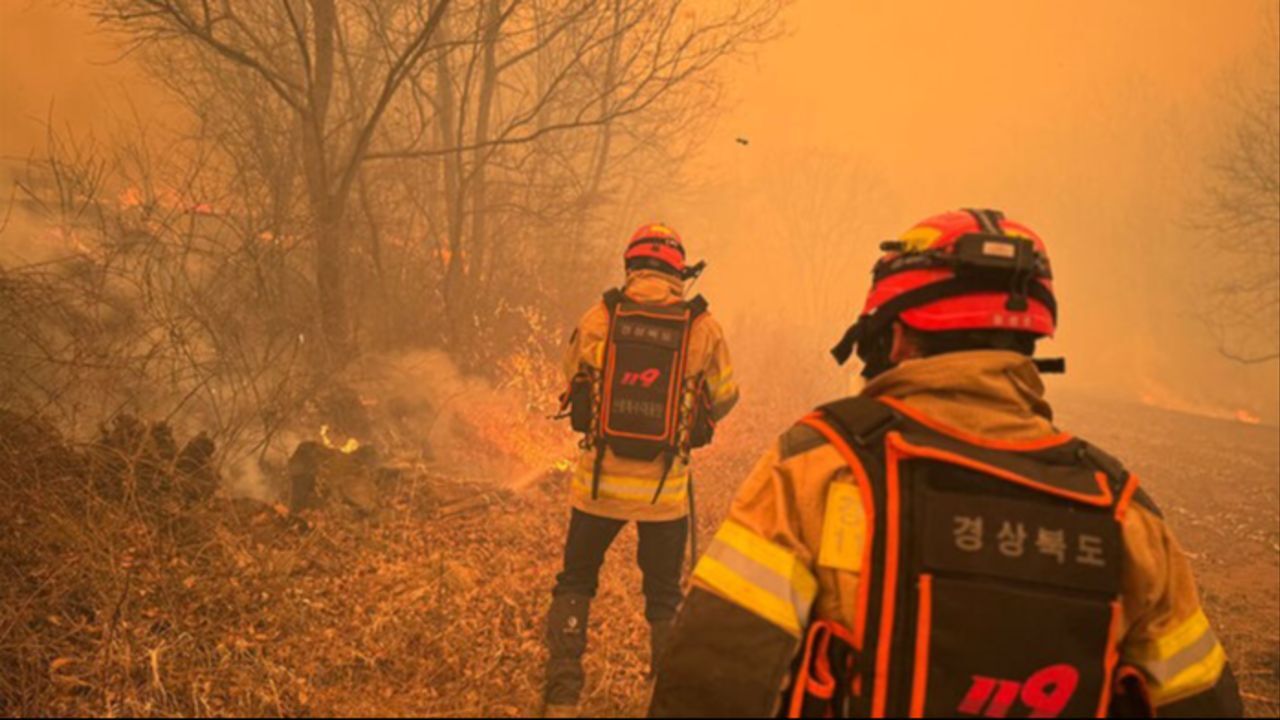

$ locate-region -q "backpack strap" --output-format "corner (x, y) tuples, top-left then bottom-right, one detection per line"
(603, 287), (624, 311)
(591, 288), (625, 500)
(687, 294), (709, 319)
(816, 396), (902, 448)
(1078, 438), (1163, 518)
(1078, 440), (1126, 481)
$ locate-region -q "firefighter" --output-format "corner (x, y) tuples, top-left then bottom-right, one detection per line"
(650, 209), (1243, 718)
(542, 222), (739, 717)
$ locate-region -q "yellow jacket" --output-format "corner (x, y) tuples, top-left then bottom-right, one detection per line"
(652, 351), (1241, 717)
(564, 270), (738, 522)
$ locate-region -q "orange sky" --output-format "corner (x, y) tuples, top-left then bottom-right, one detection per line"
(711, 0), (1264, 168)
(2, 0), (1268, 167)
(675, 0), (1278, 418)
(1, 4), (164, 157)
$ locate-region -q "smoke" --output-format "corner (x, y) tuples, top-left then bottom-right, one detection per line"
(216, 349), (573, 498)
(367, 350), (574, 488)
(658, 0), (1280, 425)
(0, 4), (173, 160)
(369, 349), (495, 462)
(207, 348), (575, 501)
(223, 454), (276, 502)
(4, 1), (1275, 451)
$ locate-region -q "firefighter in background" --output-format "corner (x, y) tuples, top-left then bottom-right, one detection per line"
(650, 209), (1243, 718)
(542, 223), (739, 717)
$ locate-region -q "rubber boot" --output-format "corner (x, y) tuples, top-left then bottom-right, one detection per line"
(647, 618), (674, 681)
(541, 593), (590, 718)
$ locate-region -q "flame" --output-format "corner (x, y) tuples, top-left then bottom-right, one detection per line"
(119, 186), (144, 208)
(116, 185), (215, 214)
(320, 424), (360, 454)
(1142, 386), (1266, 426)
(434, 344), (576, 489)
(449, 391), (575, 486)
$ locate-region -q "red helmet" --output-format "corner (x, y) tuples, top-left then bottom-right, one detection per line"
(625, 222), (686, 276)
(833, 208), (1057, 371)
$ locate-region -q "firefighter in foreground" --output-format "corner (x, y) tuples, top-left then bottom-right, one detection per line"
(542, 223), (739, 716)
(650, 209), (1243, 718)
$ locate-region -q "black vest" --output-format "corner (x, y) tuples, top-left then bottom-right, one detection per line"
(796, 396), (1140, 719)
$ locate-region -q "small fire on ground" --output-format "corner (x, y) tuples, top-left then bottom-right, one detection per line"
(1140, 393), (1264, 426)
(320, 424), (361, 454)
(1235, 409), (1261, 425)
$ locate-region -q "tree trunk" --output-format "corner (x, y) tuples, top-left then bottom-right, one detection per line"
(435, 12), (469, 351)
(304, 0), (350, 361)
(301, 108), (348, 358)
(312, 198), (350, 360)
(566, 0), (623, 269)
(469, 0), (502, 317)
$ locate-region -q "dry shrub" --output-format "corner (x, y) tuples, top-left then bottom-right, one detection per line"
(0, 411), (261, 715)
(0, 349), (579, 718)
(0, 403), (528, 717)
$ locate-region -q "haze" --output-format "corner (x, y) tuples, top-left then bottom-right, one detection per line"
(2, 0), (1277, 421)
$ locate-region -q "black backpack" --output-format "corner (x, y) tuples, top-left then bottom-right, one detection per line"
(565, 289), (709, 503)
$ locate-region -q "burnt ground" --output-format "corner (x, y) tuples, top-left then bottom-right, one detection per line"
(3, 392), (1276, 717)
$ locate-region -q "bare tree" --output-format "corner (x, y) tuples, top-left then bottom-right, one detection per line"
(92, 0), (782, 370)
(0, 121), (321, 477)
(1199, 18), (1280, 364)
(754, 148), (882, 339)
(372, 0), (783, 358)
(96, 0), (454, 359)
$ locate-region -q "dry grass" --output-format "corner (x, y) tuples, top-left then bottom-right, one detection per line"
(0, 391), (733, 717)
(2, 394), (1275, 717)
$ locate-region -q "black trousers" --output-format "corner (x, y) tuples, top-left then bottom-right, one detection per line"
(553, 508), (689, 622)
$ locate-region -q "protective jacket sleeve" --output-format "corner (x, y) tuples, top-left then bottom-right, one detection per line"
(1115, 503), (1244, 717)
(650, 439), (828, 717)
(698, 314), (740, 421)
(562, 303), (609, 382)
